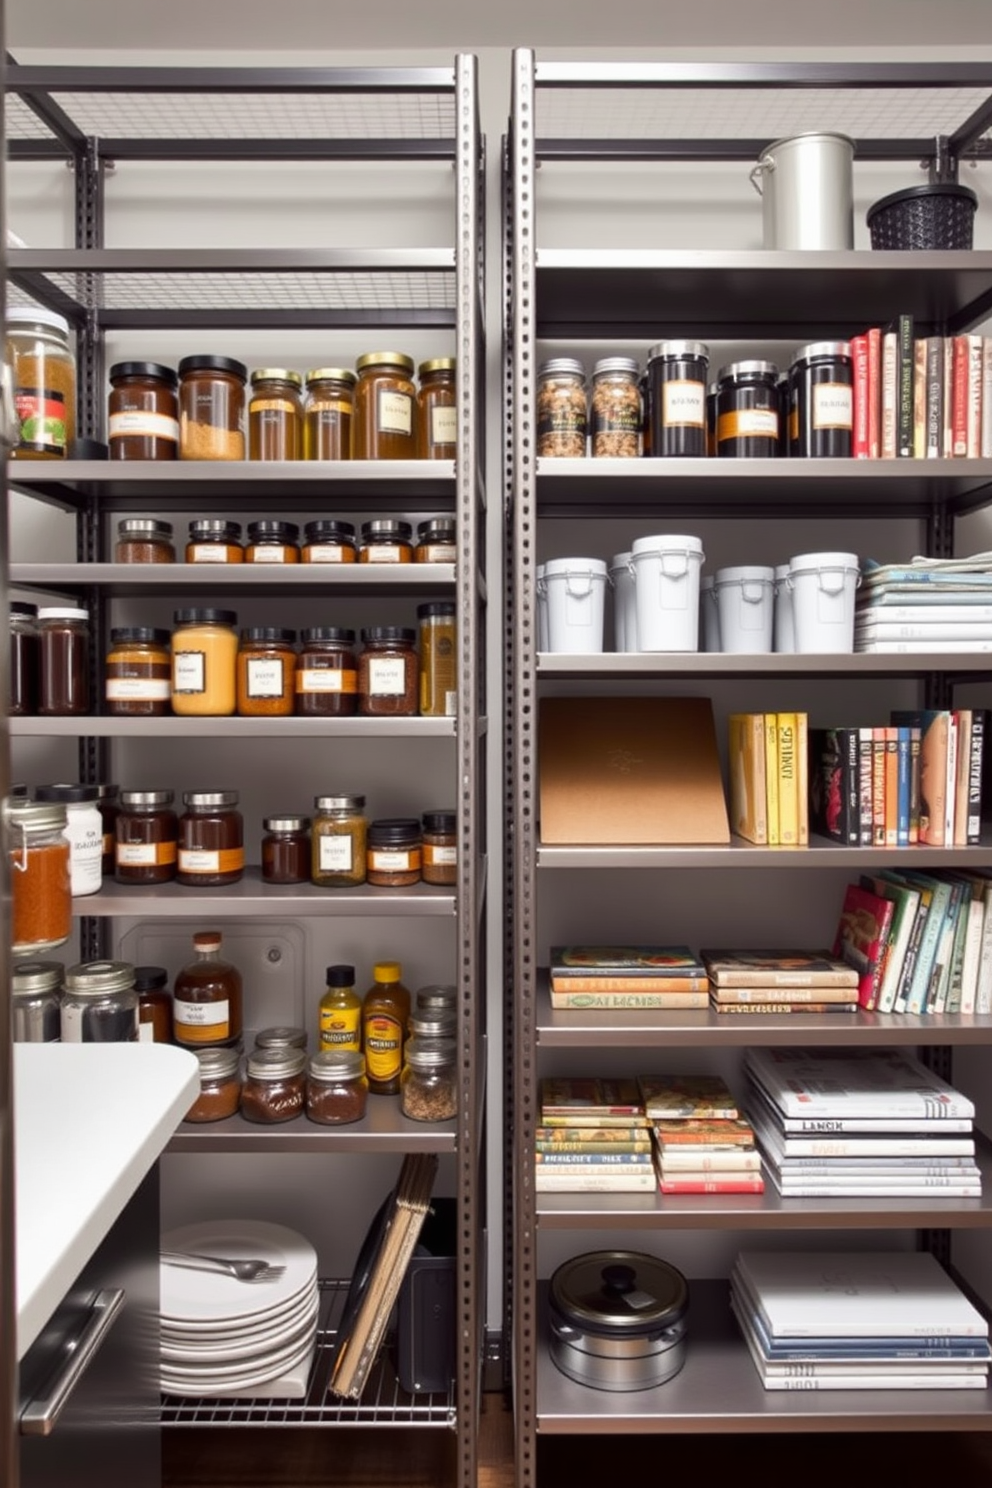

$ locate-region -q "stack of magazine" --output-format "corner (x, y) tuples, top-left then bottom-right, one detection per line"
(731, 1249), (990, 1391)
(744, 1046), (981, 1198)
(856, 554), (992, 654)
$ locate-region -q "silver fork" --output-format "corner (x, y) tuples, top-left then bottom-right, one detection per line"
(161, 1250), (286, 1283)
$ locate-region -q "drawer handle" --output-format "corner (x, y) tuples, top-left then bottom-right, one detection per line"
(20, 1288), (126, 1437)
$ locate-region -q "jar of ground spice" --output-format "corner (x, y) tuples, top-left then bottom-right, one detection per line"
(186, 519), (244, 563)
(245, 520), (300, 564)
(367, 817), (422, 887)
(358, 518), (414, 564)
(358, 627), (417, 716)
(417, 602), (457, 717)
(108, 362), (179, 460)
(248, 368), (303, 460)
(61, 960), (139, 1043)
(184, 1045), (242, 1123)
(178, 355), (247, 460)
(177, 791), (244, 887)
(115, 518), (176, 563)
(537, 359), (587, 458)
(296, 628), (357, 717)
(115, 789), (178, 885)
(242, 1047), (306, 1123)
(415, 518), (457, 564)
(6, 798), (71, 957)
(311, 794), (367, 887)
(37, 606), (90, 716)
(303, 368), (355, 460)
(105, 627), (172, 717)
(133, 965), (173, 1043)
(421, 809), (457, 885)
(236, 627), (297, 717)
(12, 960), (63, 1043)
(301, 519), (357, 564)
(353, 352), (416, 459)
(261, 816), (310, 883)
(400, 1037), (457, 1122)
(416, 357), (457, 459)
(9, 602), (39, 717)
(306, 1049), (368, 1125)
(7, 306), (76, 460)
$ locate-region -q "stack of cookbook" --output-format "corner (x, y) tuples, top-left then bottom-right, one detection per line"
(535, 1077), (654, 1192)
(744, 1046), (981, 1198)
(856, 554), (992, 655)
(702, 949), (860, 1016)
(731, 1249), (990, 1390)
(640, 1074), (763, 1194)
(547, 946), (709, 1010)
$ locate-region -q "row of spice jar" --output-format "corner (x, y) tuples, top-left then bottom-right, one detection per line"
(13, 605), (456, 718)
(112, 516), (457, 564)
(538, 340), (853, 460)
(107, 353), (456, 462)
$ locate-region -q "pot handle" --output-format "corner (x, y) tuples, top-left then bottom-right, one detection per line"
(749, 155), (774, 196)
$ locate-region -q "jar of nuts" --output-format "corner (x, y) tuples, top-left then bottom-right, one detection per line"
(589, 357), (642, 458)
(536, 359), (587, 458)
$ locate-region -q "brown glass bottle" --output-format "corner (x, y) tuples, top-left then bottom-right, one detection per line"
(361, 959), (411, 1096)
(133, 965), (173, 1043)
(173, 930), (243, 1047)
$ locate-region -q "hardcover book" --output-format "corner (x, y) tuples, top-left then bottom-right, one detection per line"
(550, 946), (705, 976)
(728, 711), (767, 845)
(744, 1046), (975, 1120)
(539, 1076), (645, 1118)
(651, 1117), (756, 1147)
(549, 987), (710, 1008)
(637, 1073), (739, 1120)
(701, 950), (858, 988)
(808, 726), (859, 846)
(832, 882), (896, 1010)
(891, 710), (950, 845)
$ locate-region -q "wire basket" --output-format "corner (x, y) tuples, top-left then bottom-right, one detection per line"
(866, 183), (977, 250)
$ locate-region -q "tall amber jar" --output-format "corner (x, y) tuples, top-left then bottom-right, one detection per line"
(248, 368), (303, 460)
(361, 960), (411, 1097)
(417, 357), (457, 459)
(105, 627), (172, 717)
(296, 628), (357, 717)
(353, 352), (416, 460)
(304, 368), (355, 459)
(178, 355), (246, 461)
(108, 361), (179, 460)
(173, 930), (243, 1046)
(236, 627), (296, 717)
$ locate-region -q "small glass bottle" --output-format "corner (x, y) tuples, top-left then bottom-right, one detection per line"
(245, 520), (300, 564)
(95, 783), (120, 877)
(178, 354), (247, 461)
(306, 1049), (368, 1125)
(319, 963), (361, 1052)
(248, 368), (303, 460)
(12, 960), (63, 1043)
(34, 783), (102, 897)
(241, 1047), (306, 1123)
(301, 519), (357, 564)
(400, 1037), (457, 1122)
(421, 809), (457, 885)
(353, 351), (417, 459)
(108, 361), (179, 461)
(358, 518), (414, 564)
(115, 789), (178, 885)
(417, 602), (457, 717)
(415, 518), (457, 564)
(589, 357), (642, 458)
(261, 816), (310, 883)
(303, 368), (355, 460)
(416, 357), (457, 459)
(358, 627), (418, 716)
(236, 627), (297, 716)
(105, 626), (172, 717)
(37, 606), (90, 716)
(184, 1045), (243, 1123)
(177, 790), (244, 887)
(114, 518), (176, 563)
(362, 960), (411, 1096)
(296, 628), (357, 717)
(6, 798), (72, 957)
(171, 608), (238, 716)
(536, 358), (587, 458)
(7, 306), (76, 460)
(9, 601), (39, 716)
(186, 519), (244, 563)
(61, 960), (139, 1043)
(173, 930), (243, 1046)
(133, 964), (173, 1044)
(367, 818), (422, 887)
(311, 794), (367, 887)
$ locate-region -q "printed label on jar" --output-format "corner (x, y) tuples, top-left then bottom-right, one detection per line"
(177, 847), (245, 874)
(297, 668), (356, 694)
(246, 657), (285, 698)
(363, 545), (405, 563)
(319, 1008), (361, 1047)
(106, 677), (171, 701)
(15, 387), (66, 455)
(662, 380), (706, 428)
(368, 847), (421, 871)
(417, 544), (457, 563)
(812, 382), (854, 430)
(789, 407), (799, 444)
(318, 835), (353, 872)
(364, 1014), (403, 1079)
(248, 546), (288, 563)
(424, 844), (458, 866)
(173, 650), (206, 694)
(251, 398), (296, 417)
(430, 405), (458, 446)
(314, 401), (352, 421)
(117, 841), (177, 867)
(305, 544), (350, 562)
(174, 999), (230, 1040)
(61, 1002), (138, 1042)
(377, 388), (413, 436)
(108, 410), (180, 442)
(443, 689), (457, 716)
(367, 656), (407, 695)
(189, 545), (231, 563)
(590, 404), (642, 436)
(138, 1022), (155, 1043)
(717, 407), (779, 441)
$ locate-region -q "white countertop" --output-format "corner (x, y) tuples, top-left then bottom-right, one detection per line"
(14, 1043), (199, 1359)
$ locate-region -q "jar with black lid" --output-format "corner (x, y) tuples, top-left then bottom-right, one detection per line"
(537, 358), (587, 457)
(245, 520), (300, 564)
(115, 788), (178, 884)
(115, 518), (176, 563)
(780, 374), (795, 457)
(306, 1049), (368, 1125)
(186, 519), (244, 564)
(296, 628), (357, 717)
(716, 360), (781, 459)
(34, 783), (102, 898)
(37, 605), (89, 716)
(367, 817), (422, 887)
(248, 368), (303, 461)
(648, 341), (709, 458)
(178, 354), (246, 461)
(9, 601), (39, 716)
(304, 368), (355, 460)
(353, 351), (417, 460)
(358, 518), (414, 564)
(417, 357), (457, 459)
(236, 627), (296, 717)
(790, 341), (853, 458)
(177, 790), (244, 886)
(358, 627), (418, 716)
(422, 809), (457, 885)
(61, 960), (139, 1043)
(242, 1046), (307, 1124)
(108, 361), (179, 461)
(12, 960), (63, 1043)
(302, 519), (357, 564)
(261, 816), (311, 883)
(105, 627), (171, 717)
(134, 965), (173, 1044)
(706, 383), (718, 457)
(415, 517), (457, 563)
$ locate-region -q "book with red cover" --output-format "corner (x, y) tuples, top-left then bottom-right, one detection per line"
(866, 327), (882, 458)
(952, 335), (969, 456)
(832, 882), (896, 1010)
(852, 333), (869, 458)
(658, 1175), (765, 1194)
(652, 1117), (756, 1147)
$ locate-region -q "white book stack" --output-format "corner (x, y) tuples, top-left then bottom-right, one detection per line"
(743, 1046), (981, 1198)
(730, 1249), (990, 1391)
(856, 555), (992, 653)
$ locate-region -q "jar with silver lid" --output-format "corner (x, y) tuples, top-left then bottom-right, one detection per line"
(306, 1049), (369, 1125)
(6, 797), (72, 957)
(254, 1026), (308, 1052)
(537, 358), (587, 458)
(184, 1045), (243, 1123)
(34, 783), (103, 896)
(415, 983), (457, 1015)
(61, 959), (139, 1043)
(12, 959), (63, 1042)
(548, 1251), (689, 1392)
(648, 341), (709, 458)
(408, 1007), (457, 1041)
(241, 1046), (307, 1124)
(400, 1036), (457, 1122)
(589, 357), (642, 459)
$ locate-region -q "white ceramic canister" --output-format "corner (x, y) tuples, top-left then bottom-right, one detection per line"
(535, 563), (549, 652)
(700, 574), (721, 652)
(713, 565), (775, 654)
(609, 551), (637, 652)
(629, 534), (704, 653)
(749, 132), (855, 250)
(773, 563), (796, 653)
(789, 550), (861, 653)
(543, 557), (609, 654)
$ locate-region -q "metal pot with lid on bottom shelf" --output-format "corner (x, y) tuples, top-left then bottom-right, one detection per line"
(548, 1250), (689, 1391)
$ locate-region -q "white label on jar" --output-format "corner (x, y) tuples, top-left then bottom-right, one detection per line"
(425, 844), (458, 865)
(298, 669), (346, 693)
(174, 998), (229, 1027)
(246, 657), (284, 698)
(444, 689), (457, 716)
(117, 842), (159, 866)
(138, 1021), (155, 1043)
(319, 834), (353, 872)
(731, 407), (779, 438)
(60, 1003), (85, 1041)
(377, 388), (413, 436)
(65, 807), (103, 896)
(178, 848), (220, 872)
(813, 382), (854, 430)
(249, 546), (288, 563)
(368, 656), (406, 695)
(189, 545), (230, 563)
(369, 848), (413, 870)
(108, 410), (180, 442)
(662, 380), (705, 427)
(173, 650), (206, 694)
(430, 405), (458, 445)
(363, 545), (404, 563)
(305, 544), (347, 562)
(106, 677), (171, 701)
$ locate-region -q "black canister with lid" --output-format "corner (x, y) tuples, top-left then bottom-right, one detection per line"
(716, 360), (780, 459)
(359, 518), (414, 564)
(116, 788), (178, 884)
(302, 519), (357, 563)
(647, 341), (709, 458)
(177, 790), (244, 886)
(790, 341), (854, 458)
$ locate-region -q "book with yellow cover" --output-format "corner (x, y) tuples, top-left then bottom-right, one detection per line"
(728, 712), (767, 845)
(776, 713), (800, 847)
(764, 712), (780, 846)
(796, 711), (809, 846)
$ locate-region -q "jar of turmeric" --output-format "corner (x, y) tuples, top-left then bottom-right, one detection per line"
(236, 627), (296, 717)
(171, 609), (238, 716)
(353, 352), (416, 459)
(7, 307), (76, 460)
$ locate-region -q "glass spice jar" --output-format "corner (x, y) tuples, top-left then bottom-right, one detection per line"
(105, 626), (172, 717)
(95, 783), (119, 876)
(6, 798), (72, 957)
(248, 368), (303, 460)
(9, 602), (39, 717)
(171, 608), (238, 716)
(537, 358), (587, 458)
(353, 351), (417, 460)
(367, 817), (422, 887)
(358, 626), (418, 716)
(61, 960), (139, 1044)
(241, 1046), (306, 1123)
(12, 960), (63, 1043)
(306, 1049), (368, 1125)
(184, 1045), (242, 1123)
(417, 602), (457, 717)
(7, 306), (76, 460)
(236, 627), (297, 717)
(301, 519), (357, 564)
(115, 789), (178, 885)
(421, 809), (457, 885)
(304, 368), (355, 460)
(114, 517), (176, 563)
(408, 1007), (456, 1042)
(319, 963), (361, 1052)
(186, 519), (244, 563)
(108, 361), (179, 461)
(177, 790), (244, 887)
(133, 964), (173, 1044)
(34, 783), (103, 897)
(296, 627), (357, 717)
(417, 357), (457, 459)
(362, 960), (411, 1096)
(37, 606), (90, 716)
(648, 341), (709, 459)
(255, 1026), (308, 1052)
(415, 517), (457, 564)
(173, 930), (243, 1046)
(245, 520), (300, 564)
(716, 360), (781, 458)
(178, 354), (247, 460)
(311, 793), (367, 887)
(261, 815), (311, 883)
(589, 357), (642, 458)
(401, 1037), (458, 1122)
(416, 983), (458, 1017)
(358, 518), (414, 564)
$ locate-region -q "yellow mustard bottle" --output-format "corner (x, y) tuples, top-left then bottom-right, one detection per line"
(319, 963), (361, 1053)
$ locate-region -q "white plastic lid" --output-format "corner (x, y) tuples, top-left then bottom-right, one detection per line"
(789, 551), (860, 573)
(774, 564), (791, 581)
(609, 551), (632, 569)
(631, 534), (704, 557)
(714, 565), (775, 584)
(6, 305), (71, 337)
(36, 606), (89, 621)
(543, 557), (608, 577)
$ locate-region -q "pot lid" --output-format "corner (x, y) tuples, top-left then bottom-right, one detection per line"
(550, 1251), (688, 1336)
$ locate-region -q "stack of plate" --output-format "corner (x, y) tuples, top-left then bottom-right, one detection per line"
(160, 1219), (319, 1399)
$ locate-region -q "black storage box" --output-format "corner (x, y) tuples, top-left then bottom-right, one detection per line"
(396, 1196), (456, 1394)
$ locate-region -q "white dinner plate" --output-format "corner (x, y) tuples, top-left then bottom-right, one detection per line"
(160, 1219), (317, 1326)
(161, 1322), (318, 1382)
(161, 1273), (317, 1337)
(161, 1335), (316, 1397)
(162, 1340), (315, 1402)
(161, 1294), (320, 1363)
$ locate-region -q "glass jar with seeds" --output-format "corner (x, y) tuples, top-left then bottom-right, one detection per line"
(589, 357), (642, 458)
(536, 359), (587, 458)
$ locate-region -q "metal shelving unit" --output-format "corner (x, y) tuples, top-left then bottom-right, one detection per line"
(6, 55), (486, 1487)
(506, 47), (992, 1484)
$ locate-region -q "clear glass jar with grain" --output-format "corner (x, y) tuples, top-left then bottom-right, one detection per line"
(537, 358), (587, 458)
(178, 354), (246, 460)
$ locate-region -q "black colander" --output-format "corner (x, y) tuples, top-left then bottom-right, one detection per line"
(867, 183), (978, 251)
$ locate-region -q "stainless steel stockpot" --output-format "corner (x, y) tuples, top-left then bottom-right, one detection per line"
(548, 1250), (689, 1391)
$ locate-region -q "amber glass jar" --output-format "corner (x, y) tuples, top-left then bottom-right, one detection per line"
(7, 799), (71, 957)
(177, 790), (244, 887)
(108, 361), (179, 460)
(296, 628), (357, 717)
(358, 627), (417, 716)
(422, 809), (457, 885)
(367, 818), (422, 887)
(417, 357), (457, 459)
(242, 1047), (306, 1123)
(95, 783), (120, 876)
(415, 518), (457, 563)
(353, 352), (416, 459)
(306, 1050), (368, 1125)
(245, 520), (300, 564)
(358, 518), (414, 564)
(301, 519), (357, 564)
(134, 965), (173, 1043)
(9, 602), (39, 716)
(311, 794), (367, 887)
(115, 789), (178, 885)
(417, 601), (457, 717)
(236, 627), (296, 717)
(186, 519), (244, 563)
(249, 368), (302, 460)
(173, 930), (243, 1046)
(38, 606), (90, 716)
(178, 354), (246, 460)
(171, 608), (238, 716)
(362, 960), (411, 1096)
(261, 816), (310, 883)
(115, 518), (176, 563)
(184, 1045), (242, 1123)
(105, 627), (171, 717)
(304, 368), (355, 459)
(7, 307), (76, 460)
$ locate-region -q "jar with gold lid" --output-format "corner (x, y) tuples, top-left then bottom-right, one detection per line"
(304, 368), (355, 459)
(249, 368), (303, 460)
(353, 351), (416, 460)
(417, 357), (457, 459)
